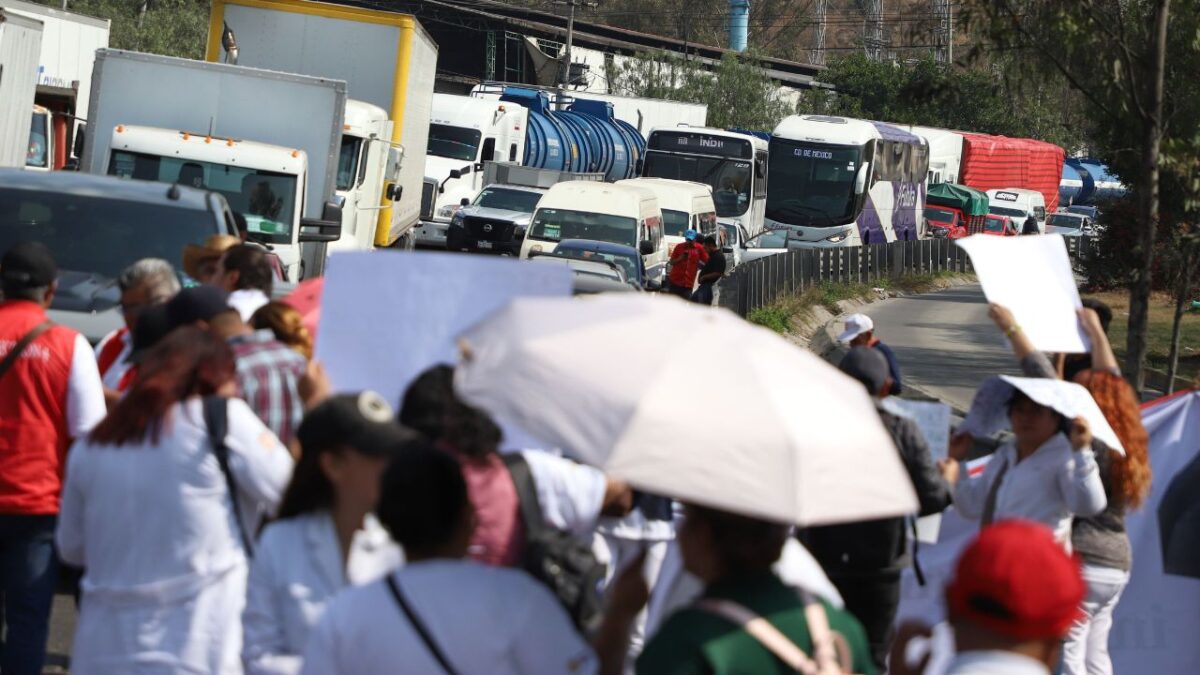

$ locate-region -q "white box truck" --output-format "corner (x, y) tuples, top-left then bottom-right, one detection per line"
(3, 0), (109, 171)
(206, 0), (437, 252)
(0, 9), (41, 168)
(81, 49), (347, 280)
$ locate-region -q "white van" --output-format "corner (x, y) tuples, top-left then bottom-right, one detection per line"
(521, 182), (667, 283)
(616, 177), (717, 253)
(986, 188), (1047, 235)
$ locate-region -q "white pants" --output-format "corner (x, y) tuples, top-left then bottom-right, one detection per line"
(1062, 565), (1129, 675)
(594, 534), (670, 663)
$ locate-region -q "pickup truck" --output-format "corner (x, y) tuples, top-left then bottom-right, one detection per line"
(446, 183), (545, 255)
(0, 169), (239, 342)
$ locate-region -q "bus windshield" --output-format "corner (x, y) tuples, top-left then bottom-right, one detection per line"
(766, 139), (861, 227)
(108, 150), (298, 245)
(428, 124), (481, 162)
(642, 152), (751, 217)
(529, 208), (638, 248)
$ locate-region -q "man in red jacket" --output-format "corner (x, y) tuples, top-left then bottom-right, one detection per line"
(666, 229), (709, 299)
(0, 242), (106, 675)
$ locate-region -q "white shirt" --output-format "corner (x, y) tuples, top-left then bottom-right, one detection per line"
(93, 327), (133, 391)
(952, 434), (1106, 545)
(56, 397), (294, 674)
(944, 650), (1051, 675)
(243, 512), (403, 675)
(300, 560), (598, 675)
(230, 289), (270, 322)
(68, 333), (107, 437)
(517, 450), (607, 537)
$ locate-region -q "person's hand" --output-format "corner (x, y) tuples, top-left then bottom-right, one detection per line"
(888, 621), (934, 675)
(987, 303), (1017, 333)
(606, 550), (649, 621)
(601, 478), (635, 517)
(299, 360), (332, 410)
(938, 458), (961, 486)
(948, 431), (973, 461)
(1078, 307), (1105, 337)
(1069, 415), (1093, 450)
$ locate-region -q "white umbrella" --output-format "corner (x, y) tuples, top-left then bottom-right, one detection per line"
(455, 294), (918, 526)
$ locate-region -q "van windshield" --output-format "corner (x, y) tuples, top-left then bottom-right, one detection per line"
(529, 208), (639, 248)
(989, 205), (1027, 218)
(661, 209), (691, 236)
(108, 150), (297, 245)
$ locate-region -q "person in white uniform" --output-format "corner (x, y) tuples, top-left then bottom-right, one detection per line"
(56, 327), (295, 675)
(301, 441), (615, 674)
(242, 392), (407, 675)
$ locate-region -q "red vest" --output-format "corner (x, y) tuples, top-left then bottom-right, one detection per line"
(0, 300), (78, 514)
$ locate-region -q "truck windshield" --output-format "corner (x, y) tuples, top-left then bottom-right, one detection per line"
(0, 188), (219, 311)
(661, 209), (691, 237)
(475, 187), (542, 213)
(529, 208), (638, 248)
(109, 150), (298, 245)
(428, 124), (482, 162)
(336, 136), (364, 191)
(984, 217), (1008, 233)
(989, 205), (1027, 218)
(26, 111), (49, 169)
(642, 152), (751, 217)
(924, 207), (957, 223)
(1048, 214), (1083, 229)
(766, 139), (861, 227)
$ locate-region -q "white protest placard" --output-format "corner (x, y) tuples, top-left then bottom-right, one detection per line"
(314, 251), (573, 410)
(960, 375), (1125, 454)
(882, 398), (953, 543)
(956, 234), (1090, 353)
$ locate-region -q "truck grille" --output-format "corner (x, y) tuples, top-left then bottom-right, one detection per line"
(464, 217), (516, 242)
(420, 179), (437, 221)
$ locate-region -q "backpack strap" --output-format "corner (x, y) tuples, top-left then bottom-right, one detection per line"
(385, 574), (460, 675)
(501, 452), (546, 537)
(202, 396), (254, 557)
(697, 598), (820, 674)
(800, 592), (853, 674)
(0, 320), (53, 381)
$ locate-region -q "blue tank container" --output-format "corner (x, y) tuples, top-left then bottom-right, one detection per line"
(499, 87), (645, 182)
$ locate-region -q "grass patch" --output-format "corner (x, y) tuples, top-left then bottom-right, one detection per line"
(747, 305), (793, 333)
(1087, 290), (1200, 382)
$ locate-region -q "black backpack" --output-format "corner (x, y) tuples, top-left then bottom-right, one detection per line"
(501, 453), (607, 633)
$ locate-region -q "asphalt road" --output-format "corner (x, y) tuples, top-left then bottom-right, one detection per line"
(863, 283), (1020, 412)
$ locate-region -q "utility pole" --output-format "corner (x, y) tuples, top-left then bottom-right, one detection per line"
(864, 0), (883, 61)
(811, 0), (828, 66)
(555, 0), (596, 91)
(933, 0), (953, 64)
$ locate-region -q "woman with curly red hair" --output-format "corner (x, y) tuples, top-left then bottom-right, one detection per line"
(990, 301), (1151, 675)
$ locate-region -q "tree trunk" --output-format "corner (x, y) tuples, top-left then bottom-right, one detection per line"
(1165, 240), (1198, 392)
(1124, 0), (1172, 392)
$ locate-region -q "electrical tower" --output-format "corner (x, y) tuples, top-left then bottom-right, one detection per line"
(863, 0), (884, 61)
(933, 0), (953, 63)
(810, 0), (828, 66)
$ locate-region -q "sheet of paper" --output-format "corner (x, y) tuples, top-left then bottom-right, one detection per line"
(956, 234), (1090, 353)
(1001, 376), (1126, 454)
(882, 398), (952, 463)
(915, 514), (942, 544)
(315, 251), (573, 411)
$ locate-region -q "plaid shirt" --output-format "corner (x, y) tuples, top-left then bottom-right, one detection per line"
(229, 330), (307, 445)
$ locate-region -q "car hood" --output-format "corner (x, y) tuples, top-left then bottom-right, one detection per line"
(459, 206), (533, 225)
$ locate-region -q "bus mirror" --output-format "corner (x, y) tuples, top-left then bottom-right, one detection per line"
(854, 165), (870, 195)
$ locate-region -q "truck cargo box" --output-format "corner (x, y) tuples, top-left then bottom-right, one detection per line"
(960, 133), (1066, 212)
(0, 10), (42, 168)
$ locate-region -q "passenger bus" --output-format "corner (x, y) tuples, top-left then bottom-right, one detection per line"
(766, 115), (929, 247)
(640, 126), (769, 238)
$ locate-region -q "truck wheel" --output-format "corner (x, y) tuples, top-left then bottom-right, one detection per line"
(391, 232), (416, 251)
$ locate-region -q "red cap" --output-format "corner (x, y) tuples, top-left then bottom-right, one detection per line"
(946, 520), (1085, 641)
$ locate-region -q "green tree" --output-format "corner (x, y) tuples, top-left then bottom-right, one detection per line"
(48, 0), (210, 59)
(609, 50), (795, 132)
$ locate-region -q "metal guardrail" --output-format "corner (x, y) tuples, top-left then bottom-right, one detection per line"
(718, 235), (1099, 318)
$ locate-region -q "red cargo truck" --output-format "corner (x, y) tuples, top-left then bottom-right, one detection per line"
(959, 134), (1066, 213)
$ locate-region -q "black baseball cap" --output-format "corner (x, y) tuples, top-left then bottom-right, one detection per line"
(838, 346), (890, 395)
(1, 242), (57, 290)
(126, 304), (174, 364)
(298, 392), (416, 457)
(166, 285), (233, 328)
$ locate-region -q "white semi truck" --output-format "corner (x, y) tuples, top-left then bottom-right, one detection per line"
(0, 8), (41, 168)
(3, 0), (110, 171)
(81, 49), (347, 281)
(207, 0), (438, 252)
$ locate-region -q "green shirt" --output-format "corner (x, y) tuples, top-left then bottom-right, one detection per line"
(637, 572), (876, 675)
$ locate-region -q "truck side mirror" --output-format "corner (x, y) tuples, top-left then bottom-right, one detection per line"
(386, 184), (403, 202)
(639, 240), (655, 256)
(386, 146), (404, 183)
(460, 164), (473, 176)
(449, 169), (462, 180)
(299, 201), (344, 243)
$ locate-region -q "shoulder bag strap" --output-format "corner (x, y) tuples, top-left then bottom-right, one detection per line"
(0, 320), (53, 381)
(202, 396), (254, 557)
(696, 598), (819, 674)
(980, 456), (1011, 527)
(385, 574), (460, 675)
(799, 592), (854, 674)
(501, 452), (547, 537)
